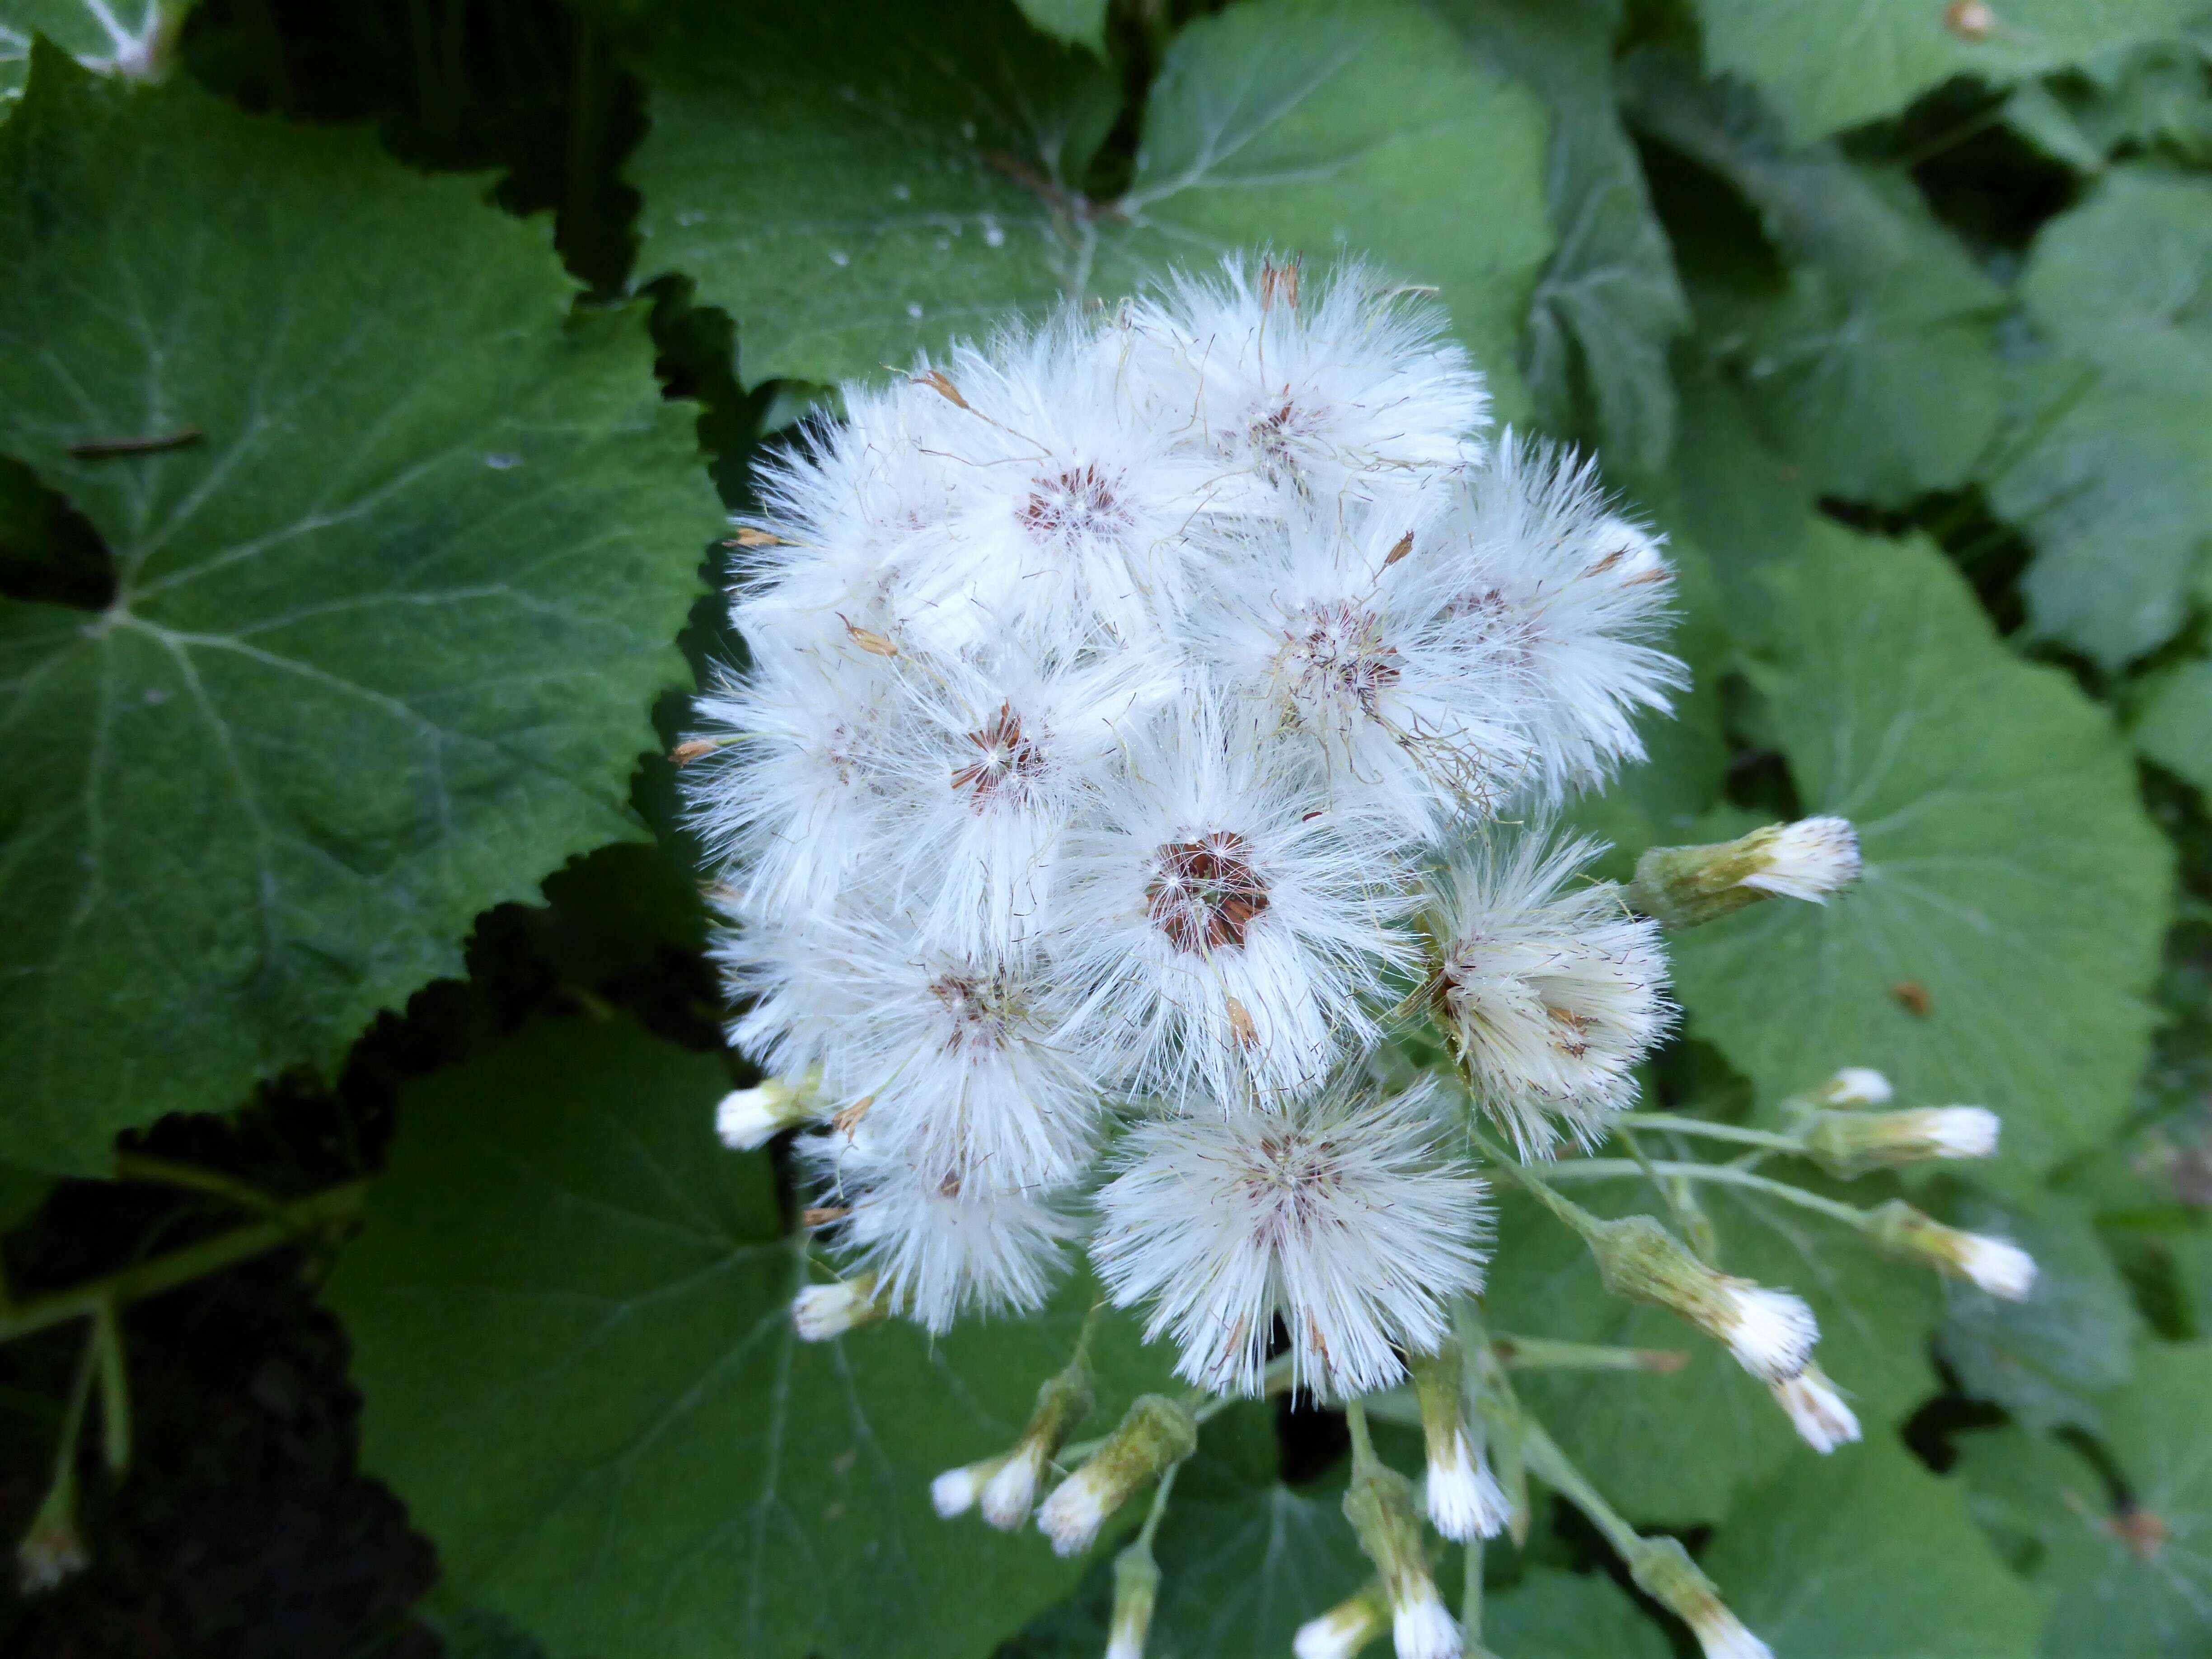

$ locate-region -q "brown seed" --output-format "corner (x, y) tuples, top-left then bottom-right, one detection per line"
(840, 615), (900, 657)
(830, 1097), (875, 1136)
(801, 1205), (850, 1228)
(1945, 0), (1996, 40)
(730, 526), (784, 548)
(1384, 530), (1415, 567)
(669, 738), (720, 766)
(1146, 832), (1271, 953)
(1892, 979), (1933, 1017)
(915, 368), (970, 409)
(1226, 995), (1259, 1048)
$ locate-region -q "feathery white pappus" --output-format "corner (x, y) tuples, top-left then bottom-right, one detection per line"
(1716, 1283), (1821, 1384)
(1771, 1366), (1862, 1454)
(684, 250), (1692, 1338)
(1739, 815), (1861, 902)
(1423, 1428), (1510, 1542)
(1428, 831), (1673, 1156)
(1090, 1078), (1489, 1398)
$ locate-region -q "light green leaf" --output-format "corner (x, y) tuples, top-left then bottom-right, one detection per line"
(0, 1), (163, 103)
(1625, 53), (2006, 505)
(1012, 0), (1106, 54)
(1994, 166), (2212, 668)
(1701, 1436), (2044, 1659)
(1665, 531), (2171, 1189)
(628, 0), (1552, 416)
(1483, 1178), (1941, 1524)
(1483, 1568), (1672, 1659)
(2135, 660), (2212, 797)
(329, 1017), (1177, 1659)
(1692, 0), (2205, 142)
(1957, 1345), (2212, 1658)
(1937, 1194), (2141, 1431)
(1434, 0), (1688, 467)
(0, 54), (720, 1174)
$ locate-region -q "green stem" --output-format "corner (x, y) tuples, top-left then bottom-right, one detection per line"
(1135, 1457), (1179, 1551)
(1466, 1125), (1610, 1242)
(1490, 1335), (1687, 1373)
(91, 1296), (129, 1473)
(1462, 1537), (1484, 1645)
(1613, 1115), (1805, 1155)
(1343, 1396), (1376, 1468)
(113, 1153), (292, 1223)
(0, 1181), (369, 1346)
(1538, 1160), (1870, 1229)
(1514, 1411), (1643, 1563)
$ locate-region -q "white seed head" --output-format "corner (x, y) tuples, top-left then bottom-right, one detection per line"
(1391, 1585), (1464, 1659)
(791, 1277), (885, 1342)
(931, 1460), (995, 1518)
(1688, 1606), (1776, 1659)
(1958, 1233), (2039, 1301)
(979, 1441), (1049, 1530)
(1424, 1429), (1509, 1542)
(1718, 1284), (1820, 1383)
(1428, 830), (1673, 1155)
(1917, 1106), (2001, 1159)
(1036, 1464), (1113, 1557)
(1771, 1365), (1861, 1454)
(1824, 1067), (1893, 1106)
(1294, 1589), (1391, 1659)
(1091, 1078), (1488, 1397)
(1739, 815), (1861, 903)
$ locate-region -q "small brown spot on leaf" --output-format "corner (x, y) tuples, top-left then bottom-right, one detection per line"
(1892, 980), (1933, 1017)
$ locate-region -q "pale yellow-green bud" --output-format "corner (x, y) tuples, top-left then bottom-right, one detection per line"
(14, 1466), (88, 1597)
(1627, 817), (1861, 929)
(715, 1067), (825, 1150)
(1106, 1539), (1160, 1659)
(1583, 1215), (1817, 1382)
(1343, 1457), (1461, 1659)
(1036, 1394), (1196, 1556)
(1407, 1345), (1507, 1542)
(1804, 1106), (1999, 1177)
(1865, 1201), (2037, 1299)
(1630, 1535), (1773, 1659)
(1293, 1581), (1390, 1659)
(791, 1273), (887, 1341)
(980, 1350), (1095, 1530)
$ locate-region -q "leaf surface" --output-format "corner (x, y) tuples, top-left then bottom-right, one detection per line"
(627, 0), (1552, 413)
(330, 1017), (1176, 1659)
(1665, 531), (2171, 1190)
(0, 55), (719, 1172)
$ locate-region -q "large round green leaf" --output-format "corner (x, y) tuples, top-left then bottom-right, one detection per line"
(626, 0), (1552, 413)
(0, 53), (720, 1173)
(1666, 530), (2171, 1191)
(329, 1017), (1178, 1659)
(0, 0), (165, 104)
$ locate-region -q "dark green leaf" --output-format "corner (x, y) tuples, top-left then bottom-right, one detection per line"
(2136, 660), (2212, 797)
(1483, 1568), (1672, 1659)
(330, 1017), (1177, 1659)
(1666, 531), (2172, 1190)
(1436, 0), (1688, 467)
(1690, 0), (2204, 142)
(0, 1), (163, 103)
(0, 54), (719, 1173)
(628, 0), (1553, 415)
(1702, 1435), (2044, 1659)
(1484, 1178), (1941, 1524)
(1012, 0), (1106, 54)
(1626, 53), (2006, 505)
(1994, 165), (2212, 667)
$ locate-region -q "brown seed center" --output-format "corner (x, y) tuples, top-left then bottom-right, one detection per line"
(1146, 831), (1270, 953)
(1283, 600), (1400, 718)
(1019, 463), (1126, 543)
(950, 702), (1046, 808)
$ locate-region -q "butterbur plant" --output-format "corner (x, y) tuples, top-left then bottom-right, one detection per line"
(679, 260), (2031, 1658)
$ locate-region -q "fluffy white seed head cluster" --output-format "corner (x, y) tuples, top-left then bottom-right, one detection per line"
(686, 254), (1681, 1362)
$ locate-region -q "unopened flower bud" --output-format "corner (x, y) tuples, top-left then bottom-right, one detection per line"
(1586, 1215), (1817, 1382)
(1628, 817), (1861, 928)
(1815, 1067), (1893, 1108)
(1407, 1345), (1507, 1542)
(14, 1470), (88, 1597)
(1106, 1539), (1160, 1659)
(1294, 1583), (1390, 1659)
(1343, 1457), (1461, 1659)
(930, 1457), (1005, 1518)
(1037, 1394), (1196, 1556)
(982, 1351), (1094, 1530)
(1630, 1535), (1773, 1659)
(792, 1274), (887, 1341)
(1805, 1106), (2000, 1176)
(715, 1069), (825, 1150)
(1770, 1363), (1860, 1453)
(1866, 1202), (2036, 1299)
